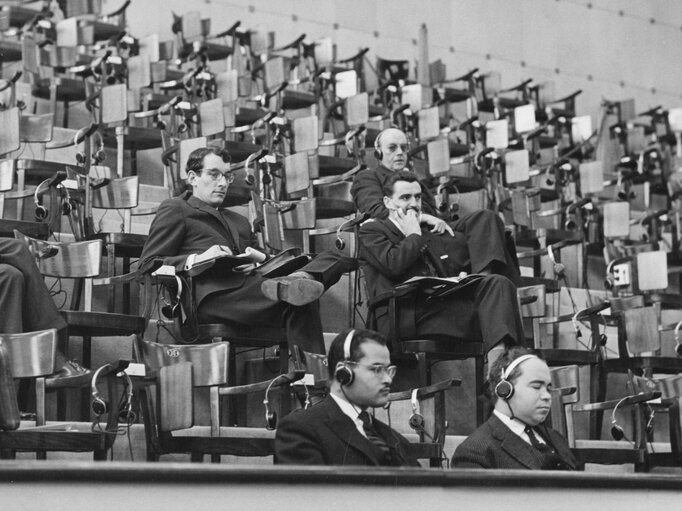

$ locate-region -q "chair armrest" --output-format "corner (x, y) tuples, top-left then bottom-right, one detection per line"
(387, 378), (461, 402)
(367, 283), (418, 310)
(573, 391), (661, 412)
(217, 370), (305, 397)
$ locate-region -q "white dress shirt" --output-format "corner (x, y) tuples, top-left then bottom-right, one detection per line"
(493, 410), (545, 445)
(330, 393), (367, 438)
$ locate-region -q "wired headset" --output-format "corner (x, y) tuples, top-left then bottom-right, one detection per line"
(334, 329), (356, 386)
(674, 320), (682, 357)
(264, 372), (310, 430)
(494, 354), (539, 400)
(408, 388), (425, 431)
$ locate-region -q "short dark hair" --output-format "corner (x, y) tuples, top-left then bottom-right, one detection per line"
(489, 346), (543, 399)
(185, 146), (231, 176)
(382, 170), (419, 197)
(327, 328), (388, 379)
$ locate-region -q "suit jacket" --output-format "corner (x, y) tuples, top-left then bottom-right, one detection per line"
(139, 194), (259, 305)
(452, 414), (581, 470)
(274, 396), (419, 466)
(351, 164), (439, 220)
(359, 217), (468, 301)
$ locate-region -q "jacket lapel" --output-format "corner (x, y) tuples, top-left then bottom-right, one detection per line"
(489, 415), (540, 469)
(322, 398), (383, 466)
(187, 196), (239, 250)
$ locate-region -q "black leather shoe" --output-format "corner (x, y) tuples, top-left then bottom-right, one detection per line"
(261, 274), (324, 306)
(54, 360), (91, 379)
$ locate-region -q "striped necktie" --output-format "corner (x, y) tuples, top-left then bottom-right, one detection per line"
(358, 411), (391, 460)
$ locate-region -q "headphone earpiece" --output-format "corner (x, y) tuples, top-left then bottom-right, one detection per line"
(408, 388), (425, 431)
(59, 184), (72, 216)
(161, 276), (183, 319)
(334, 329), (356, 386)
(34, 178), (50, 221)
(117, 371), (136, 424)
(263, 372), (302, 430)
(374, 148), (383, 160)
(610, 395), (629, 441)
(494, 354), (537, 400)
(91, 365), (109, 417)
(674, 321), (682, 358)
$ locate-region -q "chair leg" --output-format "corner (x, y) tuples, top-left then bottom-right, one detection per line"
(415, 353), (428, 388)
(210, 454), (221, 463)
(93, 449), (108, 461)
(190, 452), (204, 462)
(474, 356), (485, 427)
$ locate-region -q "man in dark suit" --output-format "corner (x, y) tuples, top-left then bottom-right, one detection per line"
(0, 238), (87, 376)
(452, 347), (581, 470)
(274, 329), (419, 466)
(351, 127), (520, 285)
(358, 171), (525, 358)
(139, 146), (355, 354)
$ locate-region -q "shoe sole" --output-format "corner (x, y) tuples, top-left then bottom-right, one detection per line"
(261, 278), (324, 306)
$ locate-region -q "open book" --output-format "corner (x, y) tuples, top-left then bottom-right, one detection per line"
(402, 273), (485, 298)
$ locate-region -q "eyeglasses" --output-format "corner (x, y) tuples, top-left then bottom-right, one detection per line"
(347, 362), (397, 378)
(384, 143), (408, 154)
(198, 168), (235, 182)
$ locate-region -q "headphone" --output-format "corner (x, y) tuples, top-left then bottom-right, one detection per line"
(91, 364), (109, 416)
(75, 130), (106, 166)
(610, 393), (655, 441)
(674, 320), (682, 357)
(571, 309), (607, 349)
(408, 388), (425, 432)
(437, 182), (460, 220)
(616, 173), (636, 201)
(161, 275), (183, 319)
(58, 183), (72, 216)
(334, 213), (369, 251)
(263, 373), (310, 430)
(494, 354), (538, 400)
(373, 131), (384, 160)
(91, 365), (136, 424)
(117, 371), (136, 424)
(334, 329), (356, 386)
(34, 178), (51, 221)
(547, 245), (565, 280)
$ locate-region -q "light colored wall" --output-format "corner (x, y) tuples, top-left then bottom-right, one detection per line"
(111, 0), (682, 121)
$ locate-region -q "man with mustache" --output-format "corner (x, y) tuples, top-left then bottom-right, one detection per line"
(139, 146), (355, 354)
(358, 171), (525, 368)
(452, 347), (580, 470)
(275, 328), (418, 466)
(351, 127), (520, 285)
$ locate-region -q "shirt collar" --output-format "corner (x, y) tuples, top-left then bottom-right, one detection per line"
(493, 409), (539, 445)
(330, 393), (367, 438)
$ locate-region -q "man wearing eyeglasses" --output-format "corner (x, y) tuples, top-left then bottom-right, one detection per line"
(351, 127), (520, 285)
(139, 146), (355, 354)
(275, 329), (418, 466)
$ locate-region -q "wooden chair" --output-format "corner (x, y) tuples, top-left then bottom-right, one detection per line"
(0, 329), (118, 460)
(136, 340), (304, 462)
(550, 365), (679, 472)
(365, 284), (486, 427)
(13, 231), (147, 370)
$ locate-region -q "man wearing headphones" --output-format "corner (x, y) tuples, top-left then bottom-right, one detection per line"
(139, 146), (355, 354)
(358, 171), (525, 365)
(351, 127), (520, 285)
(0, 238), (88, 377)
(274, 329), (418, 466)
(452, 347), (580, 470)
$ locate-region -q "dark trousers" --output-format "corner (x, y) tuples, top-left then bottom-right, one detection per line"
(386, 274), (525, 353)
(0, 238), (66, 333)
(197, 252), (356, 354)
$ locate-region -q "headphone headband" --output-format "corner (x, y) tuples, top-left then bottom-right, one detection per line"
(343, 329), (354, 361)
(502, 354), (537, 381)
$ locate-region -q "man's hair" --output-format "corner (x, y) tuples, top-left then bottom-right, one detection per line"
(327, 328), (387, 379)
(383, 170), (419, 197)
(185, 146), (231, 176)
(489, 346), (543, 400)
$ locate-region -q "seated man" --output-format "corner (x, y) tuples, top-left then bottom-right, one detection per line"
(274, 328), (419, 466)
(352, 127), (519, 284)
(358, 171), (525, 357)
(139, 146), (355, 354)
(452, 347), (581, 470)
(0, 238), (86, 376)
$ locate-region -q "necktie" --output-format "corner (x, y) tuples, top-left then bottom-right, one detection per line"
(524, 426), (552, 453)
(358, 411), (391, 460)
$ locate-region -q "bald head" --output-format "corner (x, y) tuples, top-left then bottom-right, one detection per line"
(375, 128), (408, 171)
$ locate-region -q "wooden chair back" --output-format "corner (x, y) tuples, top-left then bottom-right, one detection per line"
(139, 340), (230, 387)
(1, 329), (58, 378)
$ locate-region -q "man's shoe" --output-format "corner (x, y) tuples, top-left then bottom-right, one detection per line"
(261, 273), (324, 306)
(54, 359), (91, 379)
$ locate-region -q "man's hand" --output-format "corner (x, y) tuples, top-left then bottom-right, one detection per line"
(195, 244), (233, 265)
(421, 213), (455, 236)
(395, 208), (422, 236)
